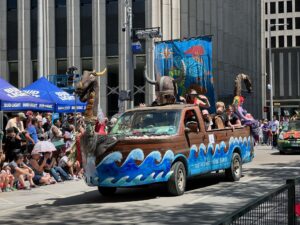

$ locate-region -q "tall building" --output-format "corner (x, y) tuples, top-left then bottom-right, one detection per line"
(264, 0), (300, 116)
(0, 0), (263, 117)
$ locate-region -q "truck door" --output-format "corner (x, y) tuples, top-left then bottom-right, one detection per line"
(184, 109), (211, 175)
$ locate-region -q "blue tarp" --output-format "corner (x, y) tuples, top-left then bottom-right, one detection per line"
(154, 36), (216, 112)
(22, 77), (86, 113)
(0, 77), (54, 111)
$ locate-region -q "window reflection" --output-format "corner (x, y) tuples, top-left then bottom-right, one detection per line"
(55, 0), (67, 58)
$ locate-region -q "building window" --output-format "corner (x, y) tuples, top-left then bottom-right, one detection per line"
(296, 36), (300, 46)
(81, 58), (93, 71)
(8, 62), (18, 87)
(278, 36), (284, 47)
(287, 18), (293, 29)
(287, 36), (293, 47)
(55, 0), (67, 58)
(278, 1), (284, 13)
(270, 2), (276, 14)
(296, 0), (300, 12)
(106, 1), (119, 56)
(265, 20), (268, 31)
(32, 61), (38, 82)
(270, 19), (276, 31)
(80, 0), (92, 57)
(296, 18), (300, 29)
(7, 0), (18, 61)
(266, 38), (268, 48)
(287, 1), (292, 12)
(57, 59), (67, 74)
(31, 0), (38, 60)
(132, 0), (146, 54)
(278, 18), (284, 30)
(265, 2), (268, 14)
(271, 37), (276, 48)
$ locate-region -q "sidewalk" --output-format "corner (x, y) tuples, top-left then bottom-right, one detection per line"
(0, 180), (95, 215)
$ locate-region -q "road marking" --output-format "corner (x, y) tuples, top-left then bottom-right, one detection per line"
(36, 188), (66, 198)
(189, 195), (210, 204)
(0, 197), (14, 204)
(246, 166), (300, 170)
(239, 176), (258, 183)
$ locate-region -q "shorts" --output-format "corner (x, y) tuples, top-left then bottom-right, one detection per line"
(32, 174), (43, 185)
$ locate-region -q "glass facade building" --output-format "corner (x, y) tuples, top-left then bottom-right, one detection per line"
(0, 0), (263, 117)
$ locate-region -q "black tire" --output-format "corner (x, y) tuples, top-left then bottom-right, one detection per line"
(167, 161), (186, 196)
(279, 150), (285, 155)
(225, 153), (242, 181)
(98, 186), (117, 196)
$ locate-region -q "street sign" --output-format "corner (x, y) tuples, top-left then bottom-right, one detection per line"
(132, 41), (142, 53)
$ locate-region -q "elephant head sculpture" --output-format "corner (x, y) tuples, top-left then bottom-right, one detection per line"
(144, 60), (186, 105)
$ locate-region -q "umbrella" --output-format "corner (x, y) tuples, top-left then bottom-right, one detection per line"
(32, 141), (57, 154)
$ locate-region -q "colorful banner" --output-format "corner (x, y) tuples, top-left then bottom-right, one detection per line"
(154, 36), (215, 112)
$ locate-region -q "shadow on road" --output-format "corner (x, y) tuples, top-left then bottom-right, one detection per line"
(2, 150), (300, 225)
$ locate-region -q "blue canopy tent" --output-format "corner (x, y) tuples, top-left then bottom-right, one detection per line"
(0, 77), (54, 111)
(22, 77), (86, 113)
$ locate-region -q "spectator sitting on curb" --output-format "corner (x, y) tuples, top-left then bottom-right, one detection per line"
(29, 152), (54, 185)
(58, 151), (81, 180)
(43, 152), (71, 182)
(9, 153), (35, 190)
(0, 162), (15, 192)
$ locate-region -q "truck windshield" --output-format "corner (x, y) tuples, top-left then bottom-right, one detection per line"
(110, 110), (181, 136)
(283, 120), (300, 131)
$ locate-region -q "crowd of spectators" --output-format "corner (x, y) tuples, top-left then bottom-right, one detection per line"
(258, 114), (294, 147)
(0, 111), (110, 192)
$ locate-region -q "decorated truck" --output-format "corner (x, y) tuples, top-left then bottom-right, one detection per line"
(75, 37), (254, 196)
(81, 104), (254, 196)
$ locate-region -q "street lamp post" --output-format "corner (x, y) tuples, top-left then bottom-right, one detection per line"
(134, 27), (162, 103)
(268, 22), (287, 119)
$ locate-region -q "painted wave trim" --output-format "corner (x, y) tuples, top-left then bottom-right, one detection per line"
(95, 136), (253, 187)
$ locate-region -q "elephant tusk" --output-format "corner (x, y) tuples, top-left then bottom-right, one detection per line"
(144, 66), (156, 85)
(94, 68), (107, 76)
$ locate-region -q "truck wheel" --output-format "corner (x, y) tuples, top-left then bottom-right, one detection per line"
(225, 153), (242, 181)
(167, 161), (186, 196)
(98, 186), (117, 196)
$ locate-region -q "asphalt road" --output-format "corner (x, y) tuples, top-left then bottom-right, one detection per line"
(0, 146), (300, 225)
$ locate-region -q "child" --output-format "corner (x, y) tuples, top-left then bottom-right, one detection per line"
(0, 163), (15, 192)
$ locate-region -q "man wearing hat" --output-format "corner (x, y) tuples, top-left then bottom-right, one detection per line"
(5, 112), (26, 133)
(186, 89), (211, 109)
(202, 109), (213, 131)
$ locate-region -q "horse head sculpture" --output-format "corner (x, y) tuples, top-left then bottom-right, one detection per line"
(75, 68), (107, 121)
(144, 60), (186, 105)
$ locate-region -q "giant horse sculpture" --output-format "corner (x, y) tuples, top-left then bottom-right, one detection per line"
(144, 60), (186, 105)
(234, 73), (252, 97)
(232, 73), (259, 141)
(75, 69), (118, 162)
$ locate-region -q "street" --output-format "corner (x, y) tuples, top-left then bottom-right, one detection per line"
(0, 146), (299, 225)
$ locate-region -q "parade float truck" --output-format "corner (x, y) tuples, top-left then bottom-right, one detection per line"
(82, 104), (254, 196)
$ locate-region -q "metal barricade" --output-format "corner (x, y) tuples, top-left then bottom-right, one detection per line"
(215, 177), (300, 225)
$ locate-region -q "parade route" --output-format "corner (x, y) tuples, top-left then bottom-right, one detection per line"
(0, 146), (299, 225)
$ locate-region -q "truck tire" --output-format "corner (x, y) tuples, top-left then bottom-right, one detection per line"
(225, 153), (242, 181)
(167, 161), (186, 196)
(98, 186), (117, 196)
